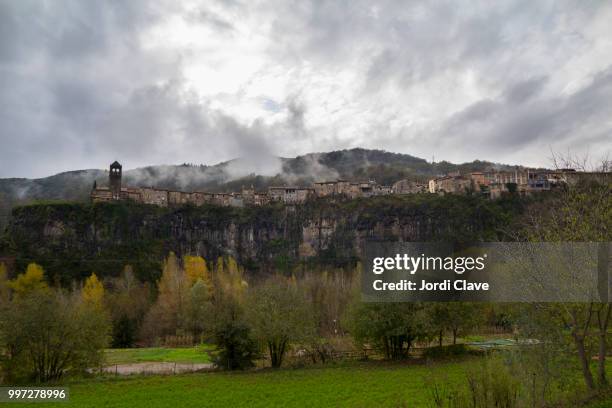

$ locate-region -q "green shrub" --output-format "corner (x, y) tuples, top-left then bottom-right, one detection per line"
(214, 320), (258, 370)
(428, 357), (521, 408)
(349, 303), (428, 360)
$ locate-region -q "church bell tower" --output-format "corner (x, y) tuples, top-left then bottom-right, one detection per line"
(109, 161), (122, 200)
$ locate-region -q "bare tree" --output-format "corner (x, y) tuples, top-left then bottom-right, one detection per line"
(516, 153), (611, 391)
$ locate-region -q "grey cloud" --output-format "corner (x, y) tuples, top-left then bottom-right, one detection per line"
(0, 2), (21, 61)
(0, 1), (154, 62)
(504, 76), (549, 104)
(286, 95), (306, 131)
(449, 100), (500, 125)
(436, 66), (612, 152)
(0, 0), (177, 176)
(0, 0), (611, 177)
(187, 8), (235, 32)
(271, 0), (605, 96)
(94, 80), (281, 163)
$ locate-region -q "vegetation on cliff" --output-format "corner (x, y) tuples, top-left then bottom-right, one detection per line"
(0, 194), (527, 284)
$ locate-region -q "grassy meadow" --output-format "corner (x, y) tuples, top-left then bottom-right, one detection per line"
(104, 346), (214, 365)
(25, 360), (472, 408)
(17, 357), (612, 408)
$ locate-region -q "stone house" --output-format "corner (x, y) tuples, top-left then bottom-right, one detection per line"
(347, 181), (380, 198)
(140, 187), (169, 206)
(313, 180), (352, 197)
(240, 186), (270, 206)
(392, 179), (427, 194)
(268, 186), (314, 204)
(428, 175), (471, 194)
(313, 181), (337, 197)
(485, 170), (528, 186)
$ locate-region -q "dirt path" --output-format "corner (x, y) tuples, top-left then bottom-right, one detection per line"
(100, 362), (214, 375)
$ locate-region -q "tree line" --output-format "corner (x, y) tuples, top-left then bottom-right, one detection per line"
(0, 254), (495, 380)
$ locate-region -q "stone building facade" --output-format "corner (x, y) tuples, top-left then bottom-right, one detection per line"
(392, 179), (427, 194)
(312, 180), (392, 199)
(91, 162), (312, 207)
(268, 186), (314, 204)
(428, 175), (472, 194)
(91, 161), (580, 208)
(430, 169), (586, 198)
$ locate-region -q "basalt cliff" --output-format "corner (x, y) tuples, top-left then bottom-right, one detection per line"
(0, 194), (523, 284)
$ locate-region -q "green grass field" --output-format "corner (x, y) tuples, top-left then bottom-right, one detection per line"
(104, 346), (214, 365)
(16, 357), (612, 407)
(23, 360), (473, 407)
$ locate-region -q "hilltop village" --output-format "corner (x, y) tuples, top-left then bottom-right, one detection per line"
(90, 161), (594, 207)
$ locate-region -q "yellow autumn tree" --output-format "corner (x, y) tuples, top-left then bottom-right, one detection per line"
(9, 263), (48, 298)
(215, 256), (224, 280)
(142, 252), (189, 338)
(184, 255), (210, 287)
(160, 252), (187, 297)
(82, 273), (105, 307)
(216, 256), (247, 303)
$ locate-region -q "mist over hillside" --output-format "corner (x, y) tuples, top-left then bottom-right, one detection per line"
(0, 148), (526, 228)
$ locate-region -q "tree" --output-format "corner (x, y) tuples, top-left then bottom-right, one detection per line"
(8, 263), (47, 298)
(74, 289), (112, 374)
(508, 304), (575, 406)
(184, 256), (210, 286)
(428, 302), (481, 346)
(79, 272), (112, 365)
(447, 303), (482, 344)
(519, 161), (611, 391)
(185, 279), (213, 339)
(207, 257), (254, 369)
(429, 303), (451, 347)
(300, 265), (361, 336)
(0, 288), (110, 382)
(246, 277), (315, 368)
(106, 265), (151, 348)
(208, 255), (248, 334)
(214, 319), (258, 370)
(141, 253), (189, 341)
(349, 303), (428, 360)
(82, 273), (104, 307)
(215, 256), (247, 303)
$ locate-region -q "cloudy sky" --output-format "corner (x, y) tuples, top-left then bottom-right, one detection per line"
(1, 0), (611, 178)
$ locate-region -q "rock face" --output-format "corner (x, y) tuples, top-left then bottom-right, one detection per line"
(1, 195), (522, 284)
